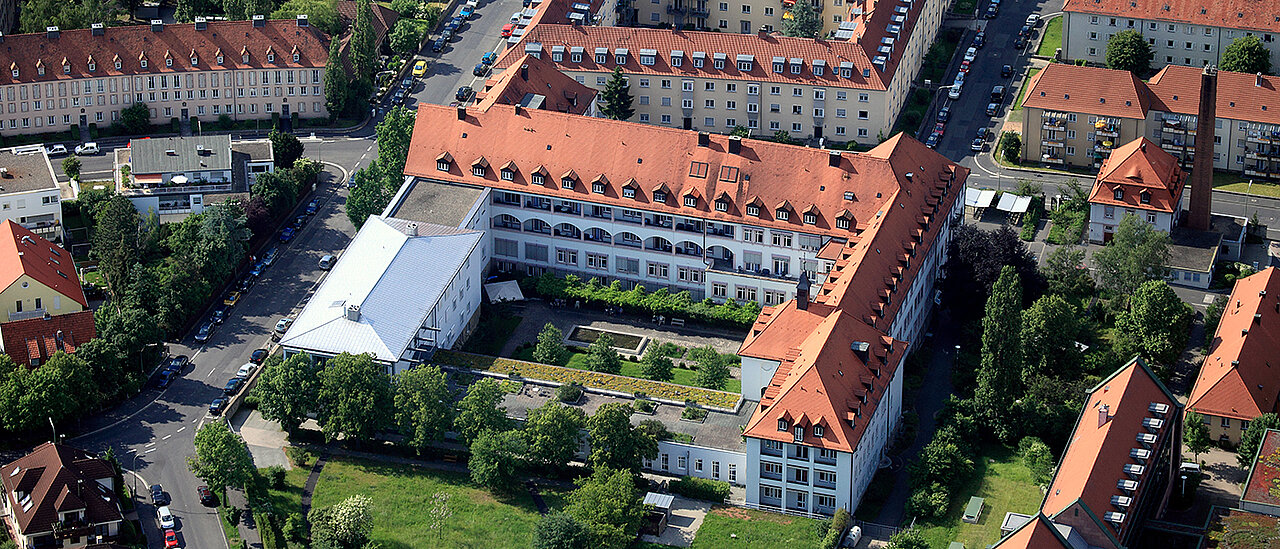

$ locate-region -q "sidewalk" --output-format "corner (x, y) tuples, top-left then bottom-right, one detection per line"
(231, 409), (292, 470)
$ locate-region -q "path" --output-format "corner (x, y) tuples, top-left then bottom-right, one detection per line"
(299, 449), (330, 517)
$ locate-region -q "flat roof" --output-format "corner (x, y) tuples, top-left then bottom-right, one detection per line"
(131, 135), (232, 174)
(0, 147), (58, 195)
(1241, 429), (1280, 509)
(1165, 228), (1222, 273)
(387, 178), (485, 228)
(231, 139), (274, 162)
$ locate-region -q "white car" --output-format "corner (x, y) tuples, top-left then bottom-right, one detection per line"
(954, 71), (966, 86)
(236, 363), (255, 379)
(948, 84), (963, 100)
(963, 46), (977, 63)
(510, 11), (521, 23)
(157, 506), (175, 529)
(74, 142), (100, 155)
(45, 144), (67, 156)
(1026, 13), (1040, 26)
(275, 318), (293, 334)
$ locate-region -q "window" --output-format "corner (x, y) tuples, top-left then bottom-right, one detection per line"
(592, 181), (606, 194)
(1222, 417), (1231, 427)
(561, 177), (575, 189)
(761, 485), (782, 500)
(1113, 188), (1124, 200)
(653, 191), (668, 203)
(771, 232), (792, 247)
(694, 459), (703, 472)
(472, 165), (486, 177)
(501, 169), (514, 181)
(746, 204), (760, 217)
(1104, 205), (1115, 219)
(556, 249), (577, 265)
(532, 173), (545, 185)
(677, 267), (702, 283)
(817, 495), (836, 509)
(647, 262), (669, 279)
(437, 160), (450, 171)
(803, 212), (816, 225)
(813, 424), (824, 437)
(617, 257), (640, 274)
(677, 456), (687, 470)
(713, 283), (727, 298)
(793, 425), (804, 442)
(776, 209), (790, 221)
(737, 60), (751, 71)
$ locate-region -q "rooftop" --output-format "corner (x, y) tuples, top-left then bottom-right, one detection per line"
(0, 310), (95, 367)
(1189, 267), (1280, 421)
(1021, 63), (1149, 119)
(1242, 429), (1280, 509)
(991, 513), (1074, 548)
(0, 443), (121, 536)
(477, 53), (598, 115)
(130, 135), (233, 174)
(385, 178), (486, 228)
(1147, 65), (1280, 127)
(1088, 138), (1185, 214)
(231, 139), (274, 162)
(0, 220), (86, 308)
(1062, 0), (1280, 34)
(1165, 227), (1222, 273)
(0, 147), (58, 195)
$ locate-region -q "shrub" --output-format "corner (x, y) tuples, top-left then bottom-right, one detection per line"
(224, 505), (243, 525)
(669, 476), (731, 502)
(636, 418), (671, 441)
(521, 274), (761, 327)
(555, 383), (583, 403)
(284, 446), (312, 468)
(906, 483), (949, 518)
(170, 118), (180, 133)
(70, 125), (81, 141)
(218, 114), (234, 130)
(533, 323), (568, 365)
(680, 405), (708, 422)
(88, 123), (98, 138)
(255, 512), (281, 549)
(999, 131), (1021, 163)
(265, 465), (287, 489)
(283, 513), (306, 542)
(656, 341), (686, 358)
(634, 399), (656, 414)
(271, 112), (281, 128)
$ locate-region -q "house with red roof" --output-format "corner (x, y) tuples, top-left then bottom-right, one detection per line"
(476, 54), (598, 116)
(1, 443), (124, 549)
(0, 221), (87, 324)
(1187, 267), (1280, 445)
(0, 310), (96, 367)
(1086, 137), (1185, 243)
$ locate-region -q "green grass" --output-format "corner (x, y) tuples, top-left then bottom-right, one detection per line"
(309, 457), (564, 548)
(460, 312), (524, 356)
(1036, 17), (1063, 57)
(917, 445), (1045, 549)
(1012, 68), (1040, 112)
(689, 506), (824, 549)
(951, 0), (976, 14)
(512, 348), (742, 393)
(1212, 170), (1280, 197)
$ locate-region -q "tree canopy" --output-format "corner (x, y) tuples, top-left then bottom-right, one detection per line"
(586, 403), (657, 472)
(942, 224), (1042, 319)
(600, 67), (635, 121)
(1115, 280), (1192, 365)
(1220, 35), (1272, 75)
(1091, 214), (1170, 297)
(271, 0), (343, 35)
(1105, 30), (1153, 75)
(453, 378), (510, 444)
(1020, 294), (1083, 382)
(269, 128), (305, 169)
(781, 0), (821, 38)
(525, 401), (587, 468)
(1239, 413), (1280, 467)
(565, 469), (645, 549)
(468, 429), (528, 491)
(583, 333), (622, 374)
(976, 266), (1024, 441)
(187, 422), (255, 490)
(253, 354), (319, 433)
(393, 365), (455, 452)
(315, 353), (394, 443)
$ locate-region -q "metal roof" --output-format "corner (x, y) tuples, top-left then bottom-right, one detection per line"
(131, 135), (232, 174)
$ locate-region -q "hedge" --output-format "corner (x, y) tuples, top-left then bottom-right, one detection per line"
(820, 508), (852, 549)
(669, 476), (731, 503)
(434, 350), (739, 409)
(520, 274), (762, 327)
(255, 512), (282, 549)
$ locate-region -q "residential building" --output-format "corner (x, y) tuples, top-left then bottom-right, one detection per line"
(627, 0), (945, 45)
(116, 135), (271, 217)
(0, 220), (86, 323)
(232, 139), (276, 186)
(497, 9), (944, 144)
(1086, 138), (1185, 243)
(1241, 429), (1280, 516)
(1187, 267), (1280, 445)
(992, 513), (1099, 548)
(0, 309), (95, 367)
(1018, 63), (1280, 180)
(1061, 0), (1280, 70)
(1, 443), (123, 549)
(477, 54), (599, 116)
(1039, 357), (1181, 549)
(280, 216), (485, 376)
(0, 146), (63, 242)
(0, 17), (329, 137)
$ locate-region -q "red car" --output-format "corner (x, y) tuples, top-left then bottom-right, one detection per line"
(501, 23), (514, 37)
(932, 122), (946, 137)
(164, 530), (179, 548)
(959, 59), (971, 73)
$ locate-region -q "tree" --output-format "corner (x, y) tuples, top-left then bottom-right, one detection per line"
(174, 0), (195, 22)
(353, 0), (377, 78)
(1106, 30), (1153, 75)
(187, 422), (255, 490)
(1184, 411), (1212, 461)
(453, 378), (510, 445)
(729, 125), (751, 137)
(1092, 214), (1171, 297)
(253, 354), (319, 433)
(390, 0), (420, 16)
(90, 196), (143, 300)
(269, 128), (304, 168)
(311, 494), (374, 548)
(887, 529), (928, 549)
(600, 67), (635, 121)
(20, 0), (117, 34)
(1239, 413), (1280, 467)
(1020, 294), (1083, 382)
(62, 156), (81, 182)
(1114, 280), (1192, 365)
(942, 224), (1042, 319)
(999, 131), (1021, 163)
(976, 266), (1025, 441)
(533, 323), (568, 365)
(638, 346), (673, 382)
(692, 348), (731, 390)
(533, 512), (594, 549)
(771, 130), (796, 144)
(389, 19), (425, 55)
(377, 105), (417, 178)
(271, 0), (343, 35)
(323, 39), (347, 118)
(1203, 294), (1229, 348)
(583, 333), (622, 374)
(469, 429), (528, 491)
(344, 161), (395, 228)
(393, 365), (453, 452)
(1221, 35), (1272, 75)
(120, 103), (151, 134)
(586, 403), (657, 472)
(1043, 245), (1093, 297)
(781, 0), (821, 38)
(525, 401), (587, 468)
(565, 469), (645, 549)
(1019, 437), (1056, 486)
(315, 353), (394, 443)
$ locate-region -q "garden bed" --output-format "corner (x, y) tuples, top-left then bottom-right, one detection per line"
(566, 326), (646, 353)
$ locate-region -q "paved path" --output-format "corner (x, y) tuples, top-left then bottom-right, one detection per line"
(299, 449), (330, 518)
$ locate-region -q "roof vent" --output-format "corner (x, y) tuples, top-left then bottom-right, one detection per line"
(296, 14), (309, 26)
(252, 15), (266, 27)
(728, 135), (742, 154)
(150, 19), (163, 32)
(45, 26), (59, 39)
(345, 304), (361, 321)
(697, 131), (710, 147)
(406, 222), (418, 236)
(90, 23), (104, 36)
(165, 149), (177, 155)
(1255, 313), (1263, 323)
(194, 17), (207, 31)
(456, 106), (466, 121)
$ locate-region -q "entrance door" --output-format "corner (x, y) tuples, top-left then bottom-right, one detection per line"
(1102, 231), (1114, 244)
(813, 126), (823, 139)
(683, 117), (692, 130)
(181, 108), (188, 120)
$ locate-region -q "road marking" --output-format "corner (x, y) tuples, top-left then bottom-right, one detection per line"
(206, 368), (216, 379)
(162, 434), (172, 440)
(192, 349), (203, 360)
(176, 426), (185, 433)
(366, 145), (373, 152)
(145, 441), (156, 447)
(145, 447), (156, 453)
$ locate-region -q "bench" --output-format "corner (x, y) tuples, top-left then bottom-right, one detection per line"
(443, 453), (459, 463)
(670, 318), (685, 328)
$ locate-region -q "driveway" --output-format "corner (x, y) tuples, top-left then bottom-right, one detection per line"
(641, 495), (712, 547)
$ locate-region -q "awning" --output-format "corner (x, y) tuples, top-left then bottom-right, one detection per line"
(484, 280), (525, 304)
(643, 492), (674, 510)
(995, 194), (1032, 213)
(965, 188), (996, 208)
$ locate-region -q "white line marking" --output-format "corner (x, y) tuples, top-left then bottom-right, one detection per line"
(176, 426), (185, 433)
(206, 368), (215, 379)
(145, 447), (156, 453)
(145, 441), (156, 447)
(162, 434), (172, 440)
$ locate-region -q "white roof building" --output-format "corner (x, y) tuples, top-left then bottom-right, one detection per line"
(280, 216), (484, 373)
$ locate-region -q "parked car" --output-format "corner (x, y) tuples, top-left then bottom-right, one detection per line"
(932, 122), (946, 138)
(208, 398), (226, 415)
(976, 127), (989, 141)
(948, 85), (962, 100)
(194, 322), (214, 343)
(412, 60), (428, 77)
(249, 260), (265, 277)
(263, 248), (278, 266)
(165, 355), (190, 375)
(250, 349), (269, 364)
(936, 105), (950, 122)
(237, 275), (255, 293)
(74, 142), (100, 155)
(510, 11), (521, 22)
(1001, 64), (1014, 77)
(275, 318), (294, 334)
(1025, 13), (1040, 26)
(293, 215), (307, 230)
(986, 102), (999, 116)
(164, 529), (179, 549)
(223, 377), (243, 396)
(223, 291), (241, 307)
(460, 5), (474, 18)
(392, 90), (406, 105)
(198, 486), (217, 506)
(959, 59), (971, 73)
(306, 199), (320, 215)
(482, 52), (498, 65)
(991, 85), (1006, 100)
(473, 63), (489, 77)
(211, 305), (229, 324)
(984, 4), (997, 18)
(431, 38), (446, 52)
(319, 254), (336, 270)
(456, 86), (474, 102)
(963, 46), (977, 62)
(45, 144), (68, 156)
(971, 138), (985, 152)
(925, 133), (939, 149)
(279, 227), (296, 243)
(1014, 35), (1027, 48)
(156, 371), (176, 388)
(151, 484), (169, 506)
(953, 71), (966, 87)
(501, 23), (514, 37)
(157, 506), (175, 529)
(236, 363), (255, 379)
(973, 31), (985, 48)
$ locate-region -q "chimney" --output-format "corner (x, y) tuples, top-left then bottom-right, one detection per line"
(194, 16), (207, 31)
(45, 26), (59, 39)
(728, 135), (742, 154)
(828, 150), (841, 167)
(1258, 72), (1265, 87)
(406, 222), (418, 236)
(252, 14), (266, 27)
(456, 106), (467, 120)
(150, 19), (163, 32)
(520, 64), (529, 80)
(796, 272), (810, 310)
(1098, 404), (1111, 428)
(90, 23), (104, 36)
(345, 304), (361, 321)
(1187, 65), (1217, 231)
(296, 14), (309, 26)
(697, 131), (710, 147)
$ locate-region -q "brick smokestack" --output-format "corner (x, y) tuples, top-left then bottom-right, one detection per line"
(1187, 65), (1217, 231)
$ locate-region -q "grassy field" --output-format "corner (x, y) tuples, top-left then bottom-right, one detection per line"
(689, 506), (824, 549)
(917, 445), (1044, 549)
(1036, 17), (1063, 57)
(1012, 68), (1040, 112)
(1213, 170), (1280, 197)
(512, 347), (743, 394)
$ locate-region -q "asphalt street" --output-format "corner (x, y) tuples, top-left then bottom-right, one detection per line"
(410, 0), (529, 106)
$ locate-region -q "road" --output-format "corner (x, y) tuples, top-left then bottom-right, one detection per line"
(409, 0), (528, 106)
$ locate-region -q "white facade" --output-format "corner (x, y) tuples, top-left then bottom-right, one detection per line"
(1087, 202), (1176, 243)
(1062, 12), (1280, 70)
(0, 147), (62, 242)
(646, 441), (748, 486)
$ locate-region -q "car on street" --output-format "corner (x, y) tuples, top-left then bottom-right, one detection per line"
(263, 247), (278, 266)
(984, 4), (997, 17)
(250, 260), (265, 277)
(431, 38), (446, 52)
(953, 71), (965, 87)
(156, 370), (176, 388)
(74, 142), (100, 155)
(973, 31), (985, 48)
(250, 349), (269, 364)
(1018, 24), (1031, 37)
(502, 23), (514, 37)
(971, 138), (985, 152)
(392, 89), (406, 105)
(1026, 13), (1040, 26)
(460, 5), (474, 18)
(236, 363), (255, 379)
(456, 86), (474, 102)
(151, 484), (169, 506)
(223, 377), (243, 396)
(223, 291), (241, 307)
(45, 144), (68, 156)
(511, 11), (521, 22)
(208, 398), (226, 415)
(319, 254), (336, 270)
(237, 275), (254, 292)
(936, 105), (950, 122)
(986, 102), (999, 116)
(194, 322), (214, 343)
(1001, 64), (1013, 77)
(307, 199), (320, 215)
(1014, 35), (1027, 49)
(293, 214), (307, 230)
(164, 355), (189, 375)
(948, 85), (962, 100)
(976, 127), (989, 141)
(925, 133), (939, 149)
(157, 506), (175, 529)
(963, 46), (977, 63)
(280, 227), (296, 243)
(959, 59), (971, 73)
(482, 52), (498, 65)
(164, 529), (179, 548)
(473, 63), (488, 77)
(275, 318), (294, 334)
(210, 304), (229, 324)
(412, 60), (428, 77)
(444, 21), (460, 39)
(991, 85), (1005, 100)
(198, 486), (217, 506)
(932, 122), (946, 137)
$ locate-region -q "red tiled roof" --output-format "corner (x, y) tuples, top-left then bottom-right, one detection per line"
(477, 54), (598, 115)
(1042, 357), (1180, 541)
(1242, 429), (1280, 509)
(1063, 0), (1280, 34)
(336, 0), (400, 45)
(1147, 65), (1280, 126)
(1188, 267), (1280, 421)
(0, 220), (87, 308)
(1021, 63), (1150, 119)
(1088, 137), (1185, 213)
(1, 443), (121, 536)
(496, 24), (887, 90)
(0, 19), (329, 85)
(0, 310), (96, 367)
(992, 514), (1074, 548)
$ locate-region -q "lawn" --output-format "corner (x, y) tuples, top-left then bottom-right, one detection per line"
(512, 347), (743, 394)
(916, 445), (1045, 549)
(951, 0), (976, 15)
(1212, 170), (1280, 197)
(689, 506), (824, 549)
(1036, 17), (1063, 57)
(1012, 68), (1040, 112)
(308, 457), (564, 548)
(460, 306), (524, 356)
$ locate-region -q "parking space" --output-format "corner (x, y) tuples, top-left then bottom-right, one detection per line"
(399, 0), (531, 106)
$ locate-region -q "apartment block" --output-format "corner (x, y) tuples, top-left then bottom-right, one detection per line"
(0, 16), (329, 137)
(1062, 0), (1280, 70)
(1020, 64), (1149, 168)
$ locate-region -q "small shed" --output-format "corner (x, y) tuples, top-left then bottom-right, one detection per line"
(642, 492), (674, 535)
(484, 280), (525, 303)
(962, 496), (985, 524)
(948, 543), (965, 549)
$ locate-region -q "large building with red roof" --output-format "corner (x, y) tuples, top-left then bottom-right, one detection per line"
(1187, 267), (1280, 445)
(1241, 428), (1280, 517)
(1086, 137), (1185, 243)
(392, 101), (966, 515)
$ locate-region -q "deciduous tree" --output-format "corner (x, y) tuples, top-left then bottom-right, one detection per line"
(62, 156), (81, 182)
(533, 512), (594, 549)
(345, 160), (395, 228)
(583, 333), (622, 374)
(468, 429), (528, 491)
(315, 353), (394, 443)
(269, 128), (305, 168)
(586, 403), (657, 472)
(1239, 413), (1280, 467)
(1042, 245), (1093, 298)
(187, 422), (255, 490)
(525, 401), (587, 468)
(389, 19), (425, 55)
(533, 323), (568, 365)
(323, 40), (347, 118)
(1114, 280), (1191, 365)
(120, 103), (152, 134)
(376, 105), (417, 178)
(253, 354), (319, 433)
(271, 0), (342, 35)
(1184, 411), (1212, 461)
(90, 196), (143, 300)
(638, 346), (673, 382)
(1221, 35), (1272, 75)
(781, 0), (821, 38)
(1106, 30), (1153, 75)
(693, 348), (731, 390)
(976, 266), (1024, 441)
(1092, 214), (1170, 297)
(1019, 437), (1056, 486)
(393, 365), (454, 452)
(565, 469), (645, 549)
(942, 224), (1042, 319)
(1020, 294), (1083, 382)
(453, 378), (510, 445)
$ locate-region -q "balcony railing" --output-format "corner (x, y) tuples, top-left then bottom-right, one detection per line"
(588, 208), (612, 219)
(761, 469), (783, 481)
(646, 243), (673, 253)
(525, 199), (551, 211)
(706, 226), (735, 238)
(644, 217), (673, 229)
(9, 308), (46, 321)
(617, 237), (642, 248)
(708, 257), (733, 271)
(493, 220), (521, 231)
(1247, 132), (1280, 145)
(666, 3), (686, 13)
(1042, 120), (1066, 131)
(689, 5), (710, 16)
(815, 454), (837, 466)
(493, 195), (520, 206)
(814, 479), (837, 489)
(1095, 127), (1119, 138)
(675, 221), (703, 233)
(1041, 156), (1065, 165)
(761, 445), (783, 457)
(1247, 150), (1280, 161)
(617, 212), (643, 224)
(1042, 139), (1064, 147)
(788, 476), (810, 486)
(553, 204), (582, 216)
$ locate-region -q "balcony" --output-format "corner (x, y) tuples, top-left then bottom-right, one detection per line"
(1041, 138), (1064, 147)
(588, 207), (612, 220)
(788, 475), (810, 486)
(675, 244), (703, 257)
(583, 229), (612, 244)
(1245, 167), (1280, 179)
(814, 478), (837, 490)
(553, 202), (582, 216)
(1161, 121), (1192, 135)
(666, 3), (686, 13)
(1247, 131), (1280, 145)
(554, 227), (581, 239)
(761, 468), (783, 481)
(1246, 149), (1280, 161)
(1160, 136), (1191, 149)
(1040, 155), (1065, 165)
(493, 219), (521, 231)
(675, 220), (704, 233)
(617, 235), (643, 248)
(1095, 126), (1120, 138)
(524, 199), (551, 211)
(646, 242), (673, 253)
(761, 444), (783, 457)
(1041, 118), (1067, 131)
(706, 225), (735, 238)
(708, 257), (733, 271)
(9, 308), (46, 321)
(492, 195), (521, 206)
(1094, 141), (1114, 152)
(689, 4), (710, 16)
(644, 216), (673, 229)
(815, 453), (837, 466)
(617, 211), (643, 224)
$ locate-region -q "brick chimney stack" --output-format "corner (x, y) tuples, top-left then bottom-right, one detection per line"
(1187, 65), (1217, 231)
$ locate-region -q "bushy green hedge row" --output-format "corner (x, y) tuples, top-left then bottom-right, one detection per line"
(668, 476), (731, 503)
(820, 508), (853, 549)
(520, 274), (762, 327)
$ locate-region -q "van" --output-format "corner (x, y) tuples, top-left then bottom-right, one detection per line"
(319, 255), (335, 270)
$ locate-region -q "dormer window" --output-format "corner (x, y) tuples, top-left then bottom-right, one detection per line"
(62, 64), (70, 74)
(777, 419), (788, 431)
(293, 53), (300, 62)
(114, 60), (121, 70)
(622, 187), (636, 199)
(267, 53), (275, 62)
(803, 213), (817, 225)
(1139, 190), (1151, 204)
(1113, 188), (1124, 200)
(776, 209), (790, 221)
(165, 58), (172, 67)
(532, 173), (545, 185)
(814, 424), (824, 438)
(217, 55), (224, 64)
(715, 199), (729, 212)
(653, 191), (667, 204)
(10, 69), (16, 78)
(472, 165), (486, 177)
(592, 181), (606, 194)
(243, 54), (250, 63)
(37, 66), (44, 76)
(140, 59), (147, 69)
(561, 177), (575, 189)
(684, 195), (697, 208)
(191, 56), (198, 65)
(437, 159), (450, 171)
(671, 55), (681, 67)
(746, 204), (760, 216)
(836, 217), (851, 230)
(615, 53), (627, 64)
(501, 168), (514, 181)
(595, 52), (607, 64)
(793, 425), (804, 442)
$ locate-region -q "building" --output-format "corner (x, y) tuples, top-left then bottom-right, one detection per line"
(1187, 267), (1280, 445)
(1241, 429), (1280, 516)
(626, 0), (944, 46)
(497, 1), (946, 145)
(1061, 0), (1280, 70)
(0, 146), (62, 242)
(478, 54), (599, 116)
(1, 443), (124, 549)
(0, 309), (95, 367)
(991, 513), (1100, 548)
(335, 1), (401, 73)
(233, 139), (277, 186)
(1018, 63), (1280, 180)
(0, 220), (86, 323)
(279, 216), (484, 375)
(1038, 357), (1181, 549)
(1086, 138), (1185, 243)
(116, 135), (272, 217)
(0, 17), (329, 137)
